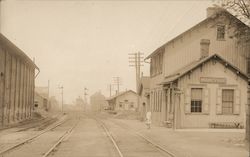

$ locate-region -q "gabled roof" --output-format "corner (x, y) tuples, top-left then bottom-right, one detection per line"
(35, 87), (49, 99)
(145, 7), (250, 60)
(106, 90), (137, 101)
(161, 54), (249, 85)
(35, 91), (48, 100)
(0, 33), (38, 69)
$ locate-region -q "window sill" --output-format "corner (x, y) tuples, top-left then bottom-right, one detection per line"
(217, 113), (240, 116)
(217, 39), (226, 41)
(185, 112), (209, 115)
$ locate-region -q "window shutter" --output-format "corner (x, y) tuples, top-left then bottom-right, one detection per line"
(185, 87), (191, 114)
(216, 88), (222, 114)
(203, 88), (210, 114)
(233, 89), (241, 115)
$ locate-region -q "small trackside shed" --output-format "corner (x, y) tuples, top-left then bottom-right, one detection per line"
(0, 33), (39, 126)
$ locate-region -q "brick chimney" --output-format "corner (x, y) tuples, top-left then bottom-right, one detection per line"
(200, 39), (210, 59)
(206, 7), (221, 18)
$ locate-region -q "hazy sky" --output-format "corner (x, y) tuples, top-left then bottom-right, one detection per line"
(0, 0), (212, 104)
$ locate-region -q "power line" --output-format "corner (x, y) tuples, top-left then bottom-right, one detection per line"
(107, 84), (114, 97)
(128, 52), (144, 93)
(84, 87), (88, 111)
(58, 85), (64, 113)
(113, 77), (122, 94)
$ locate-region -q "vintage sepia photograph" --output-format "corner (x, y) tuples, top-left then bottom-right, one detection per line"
(0, 0), (249, 156)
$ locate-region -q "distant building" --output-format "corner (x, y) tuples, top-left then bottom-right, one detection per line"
(107, 90), (138, 111)
(90, 92), (108, 112)
(49, 96), (60, 111)
(138, 76), (150, 120)
(0, 34), (39, 126)
(34, 92), (49, 112)
(145, 7), (250, 128)
(35, 87), (49, 111)
(75, 96), (84, 111)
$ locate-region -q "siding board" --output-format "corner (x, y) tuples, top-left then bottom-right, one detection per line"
(0, 48), (5, 126)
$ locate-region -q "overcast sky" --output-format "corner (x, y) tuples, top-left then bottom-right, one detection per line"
(0, 0), (212, 104)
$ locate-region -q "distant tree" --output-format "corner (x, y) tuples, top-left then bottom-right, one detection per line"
(220, 0), (250, 19)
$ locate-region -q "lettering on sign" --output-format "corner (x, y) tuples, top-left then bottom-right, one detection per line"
(200, 77), (226, 84)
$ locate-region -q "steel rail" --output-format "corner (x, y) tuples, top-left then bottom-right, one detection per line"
(85, 114), (124, 157)
(42, 119), (79, 157)
(108, 119), (176, 157)
(98, 120), (124, 157)
(0, 116), (68, 156)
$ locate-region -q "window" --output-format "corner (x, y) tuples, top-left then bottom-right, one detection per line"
(217, 25), (225, 40)
(124, 100), (128, 103)
(150, 52), (163, 77)
(191, 88), (202, 113)
(222, 89), (234, 114)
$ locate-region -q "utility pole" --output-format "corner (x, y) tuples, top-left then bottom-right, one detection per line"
(129, 52), (144, 112)
(58, 86), (64, 113)
(47, 80), (50, 111)
(247, 79), (250, 157)
(84, 87), (88, 112)
(128, 52), (144, 93)
(107, 84), (113, 97)
(113, 77), (122, 94)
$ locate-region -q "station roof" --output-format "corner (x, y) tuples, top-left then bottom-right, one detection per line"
(161, 54), (249, 85)
(106, 90), (137, 101)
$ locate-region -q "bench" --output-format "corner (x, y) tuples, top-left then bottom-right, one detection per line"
(209, 122), (243, 129)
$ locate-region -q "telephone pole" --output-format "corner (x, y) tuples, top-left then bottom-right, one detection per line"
(84, 87), (88, 111)
(107, 84), (113, 97)
(128, 52), (144, 93)
(47, 80), (50, 111)
(113, 77), (122, 94)
(58, 85), (64, 113)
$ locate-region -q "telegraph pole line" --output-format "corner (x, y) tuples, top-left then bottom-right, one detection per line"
(107, 84), (113, 97)
(84, 87), (88, 111)
(128, 52), (144, 93)
(58, 85), (64, 113)
(113, 77), (122, 94)
(47, 80), (50, 111)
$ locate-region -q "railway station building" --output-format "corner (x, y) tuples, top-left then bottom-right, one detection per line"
(107, 90), (139, 111)
(0, 34), (39, 127)
(145, 7), (250, 128)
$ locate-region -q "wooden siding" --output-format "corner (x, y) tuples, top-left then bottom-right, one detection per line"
(0, 46), (36, 126)
(163, 17), (250, 77)
(177, 60), (247, 128)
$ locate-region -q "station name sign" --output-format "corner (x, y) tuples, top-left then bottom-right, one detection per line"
(200, 77), (226, 84)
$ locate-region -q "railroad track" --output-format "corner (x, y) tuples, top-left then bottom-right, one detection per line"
(97, 119), (124, 157)
(0, 115), (70, 156)
(93, 115), (177, 157)
(84, 114), (123, 157)
(42, 117), (80, 157)
(108, 119), (176, 157)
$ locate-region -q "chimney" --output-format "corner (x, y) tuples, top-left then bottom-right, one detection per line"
(200, 39), (210, 59)
(206, 7), (221, 18)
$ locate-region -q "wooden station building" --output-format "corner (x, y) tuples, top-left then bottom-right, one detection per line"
(145, 7), (250, 128)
